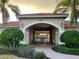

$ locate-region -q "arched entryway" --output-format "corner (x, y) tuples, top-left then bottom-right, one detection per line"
(22, 21), (61, 45)
(27, 23), (59, 44)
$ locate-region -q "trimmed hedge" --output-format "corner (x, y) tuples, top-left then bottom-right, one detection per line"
(60, 30), (79, 48)
(17, 45), (34, 58)
(0, 45), (34, 58)
(52, 45), (79, 55)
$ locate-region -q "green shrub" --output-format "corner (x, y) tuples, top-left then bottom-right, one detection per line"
(17, 45), (34, 58)
(60, 30), (79, 48)
(33, 52), (47, 59)
(0, 28), (24, 48)
(52, 45), (79, 55)
(0, 45), (34, 58)
(0, 47), (17, 55)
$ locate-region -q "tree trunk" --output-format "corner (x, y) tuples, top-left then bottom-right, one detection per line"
(1, 7), (9, 29)
(7, 41), (13, 48)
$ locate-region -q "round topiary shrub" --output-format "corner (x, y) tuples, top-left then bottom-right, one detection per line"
(60, 30), (79, 48)
(0, 28), (24, 48)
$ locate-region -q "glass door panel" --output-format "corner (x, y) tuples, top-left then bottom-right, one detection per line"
(35, 31), (50, 43)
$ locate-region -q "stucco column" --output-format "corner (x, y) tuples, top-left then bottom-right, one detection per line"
(25, 30), (29, 44)
(58, 30), (65, 45)
(55, 31), (59, 45)
(20, 29), (29, 44)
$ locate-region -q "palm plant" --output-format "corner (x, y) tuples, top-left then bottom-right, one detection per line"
(0, 0), (20, 28)
(53, 8), (68, 14)
(56, 0), (79, 26)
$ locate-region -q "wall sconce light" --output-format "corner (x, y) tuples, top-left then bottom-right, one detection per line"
(61, 22), (64, 30)
(20, 22), (24, 28)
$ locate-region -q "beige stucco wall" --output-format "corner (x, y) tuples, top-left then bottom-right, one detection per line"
(20, 18), (64, 29)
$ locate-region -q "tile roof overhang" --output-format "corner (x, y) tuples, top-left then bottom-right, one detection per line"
(0, 21), (20, 28)
(17, 13), (68, 19)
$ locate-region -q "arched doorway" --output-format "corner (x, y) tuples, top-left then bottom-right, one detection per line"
(23, 22), (60, 45)
(27, 23), (59, 44)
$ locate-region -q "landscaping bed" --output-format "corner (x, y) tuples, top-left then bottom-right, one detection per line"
(52, 30), (79, 55)
(52, 45), (79, 55)
(0, 45), (49, 59)
(0, 45), (34, 58)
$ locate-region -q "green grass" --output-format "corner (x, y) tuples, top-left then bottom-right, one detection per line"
(0, 55), (26, 59)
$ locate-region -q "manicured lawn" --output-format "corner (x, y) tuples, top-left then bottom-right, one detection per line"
(0, 55), (26, 59)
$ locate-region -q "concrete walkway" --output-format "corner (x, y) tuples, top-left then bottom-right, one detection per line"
(34, 45), (79, 59)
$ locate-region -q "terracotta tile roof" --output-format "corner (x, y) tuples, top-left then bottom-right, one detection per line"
(64, 21), (79, 28)
(0, 21), (20, 27)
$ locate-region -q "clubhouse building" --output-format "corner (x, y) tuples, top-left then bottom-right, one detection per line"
(0, 13), (68, 45)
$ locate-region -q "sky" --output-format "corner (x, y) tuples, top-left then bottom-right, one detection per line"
(8, 0), (79, 22)
(0, 0), (60, 23)
(10, 0), (59, 14)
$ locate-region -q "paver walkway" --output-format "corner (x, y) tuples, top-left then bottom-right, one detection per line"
(34, 44), (79, 59)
